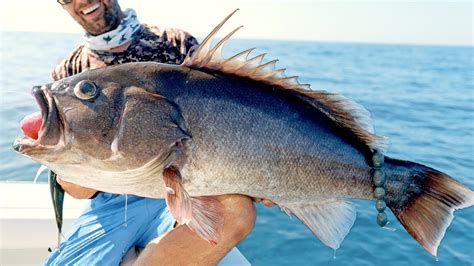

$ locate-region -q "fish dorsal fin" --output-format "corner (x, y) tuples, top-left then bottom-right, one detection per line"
(183, 9), (388, 153)
(280, 199), (357, 250)
(291, 90), (389, 152)
(182, 8), (306, 91)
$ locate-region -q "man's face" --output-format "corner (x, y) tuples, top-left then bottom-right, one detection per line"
(62, 0), (123, 36)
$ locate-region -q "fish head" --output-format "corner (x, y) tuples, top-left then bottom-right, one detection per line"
(14, 65), (191, 172)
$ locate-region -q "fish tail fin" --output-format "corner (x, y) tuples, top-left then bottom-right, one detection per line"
(384, 157), (474, 256)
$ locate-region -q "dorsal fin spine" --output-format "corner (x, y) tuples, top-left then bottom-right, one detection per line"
(184, 9), (239, 66)
(300, 84), (311, 90)
(205, 25), (244, 68)
(265, 68), (286, 79)
(240, 53), (266, 71)
(182, 9), (389, 153)
(257, 60), (279, 77)
(225, 48), (254, 63)
(280, 76), (300, 87)
(221, 48), (255, 72)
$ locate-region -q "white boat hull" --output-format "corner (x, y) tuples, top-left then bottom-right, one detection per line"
(0, 182), (250, 265)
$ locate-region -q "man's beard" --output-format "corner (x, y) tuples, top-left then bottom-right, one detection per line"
(84, 2), (122, 35)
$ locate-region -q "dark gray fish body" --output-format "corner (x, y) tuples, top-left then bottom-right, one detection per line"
(144, 66), (374, 202)
(14, 10), (473, 257)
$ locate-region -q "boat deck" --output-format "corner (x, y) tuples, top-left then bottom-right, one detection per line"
(0, 182), (250, 265)
(0, 182), (84, 265)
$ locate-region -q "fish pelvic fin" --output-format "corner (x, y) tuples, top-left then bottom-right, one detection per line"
(385, 158), (474, 256)
(34, 165), (48, 183)
(280, 199), (357, 250)
(163, 167), (223, 244)
(182, 9), (388, 154)
(48, 170), (65, 246)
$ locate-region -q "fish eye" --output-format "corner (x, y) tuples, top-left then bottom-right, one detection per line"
(74, 80), (98, 100)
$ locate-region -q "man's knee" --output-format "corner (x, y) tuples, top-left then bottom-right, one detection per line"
(218, 194), (256, 242)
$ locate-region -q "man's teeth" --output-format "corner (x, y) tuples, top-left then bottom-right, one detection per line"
(82, 3), (100, 15)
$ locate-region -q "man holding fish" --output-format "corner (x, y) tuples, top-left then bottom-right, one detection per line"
(16, 0), (473, 265)
(37, 0), (270, 264)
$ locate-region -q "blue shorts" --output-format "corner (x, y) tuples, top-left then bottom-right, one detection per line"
(44, 192), (175, 265)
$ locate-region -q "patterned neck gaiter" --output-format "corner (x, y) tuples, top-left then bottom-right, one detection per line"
(83, 9), (140, 51)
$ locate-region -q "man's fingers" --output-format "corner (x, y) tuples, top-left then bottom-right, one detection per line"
(56, 176), (64, 184)
(262, 200), (274, 207)
(252, 197), (274, 207)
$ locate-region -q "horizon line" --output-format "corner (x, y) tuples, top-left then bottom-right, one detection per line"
(2, 30), (472, 49)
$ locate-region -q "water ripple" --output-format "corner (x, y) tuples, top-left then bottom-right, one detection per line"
(1, 33), (473, 265)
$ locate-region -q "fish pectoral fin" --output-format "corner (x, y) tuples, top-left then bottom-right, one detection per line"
(163, 167), (193, 224)
(280, 199), (356, 250)
(188, 196), (224, 245)
(163, 167), (223, 244)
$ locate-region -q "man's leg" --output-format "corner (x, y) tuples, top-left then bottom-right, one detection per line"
(134, 194), (256, 265)
(44, 193), (172, 265)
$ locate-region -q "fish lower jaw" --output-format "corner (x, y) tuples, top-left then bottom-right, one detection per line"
(13, 135), (63, 155)
(13, 137), (41, 153)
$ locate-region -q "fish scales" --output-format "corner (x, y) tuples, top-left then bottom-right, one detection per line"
(152, 67), (375, 202)
(14, 10), (473, 257)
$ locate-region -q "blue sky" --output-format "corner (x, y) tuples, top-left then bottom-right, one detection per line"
(1, 1), (472, 46)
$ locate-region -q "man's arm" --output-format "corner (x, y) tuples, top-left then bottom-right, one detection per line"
(135, 195), (256, 266)
(162, 27), (199, 56)
(57, 177), (97, 199)
(51, 45), (87, 81)
(145, 25), (199, 64)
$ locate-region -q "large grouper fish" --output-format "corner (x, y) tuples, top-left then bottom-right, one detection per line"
(14, 10), (473, 256)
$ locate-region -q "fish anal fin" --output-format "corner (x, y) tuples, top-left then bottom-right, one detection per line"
(163, 167), (223, 244)
(281, 199), (356, 250)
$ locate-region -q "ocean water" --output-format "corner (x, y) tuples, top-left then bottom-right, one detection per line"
(0, 31), (473, 265)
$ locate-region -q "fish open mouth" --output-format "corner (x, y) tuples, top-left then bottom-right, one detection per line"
(13, 86), (62, 154)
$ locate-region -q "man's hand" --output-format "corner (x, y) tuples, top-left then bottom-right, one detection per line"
(57, 177), (97, 199)
(253, 197), (274, 207)
(135, 194), (256, 265)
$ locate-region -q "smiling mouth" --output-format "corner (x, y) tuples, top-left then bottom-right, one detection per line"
(81, 3), (101, 15)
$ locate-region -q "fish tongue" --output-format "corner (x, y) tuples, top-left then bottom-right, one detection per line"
(20, 111), (42, 140)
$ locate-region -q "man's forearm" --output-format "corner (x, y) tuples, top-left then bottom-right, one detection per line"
(57, 176), (98, 199)
(134, 194), (256, 265)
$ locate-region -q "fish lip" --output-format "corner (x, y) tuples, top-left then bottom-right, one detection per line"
(33, 86), (49, 134)
(13, 86), (63, 154)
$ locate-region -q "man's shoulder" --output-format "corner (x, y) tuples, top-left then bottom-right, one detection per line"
(129, 24), (199, 64)
(143, 24), (196, 41)
(51, 44), (87, 81)
(140, 24), (199, 50)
